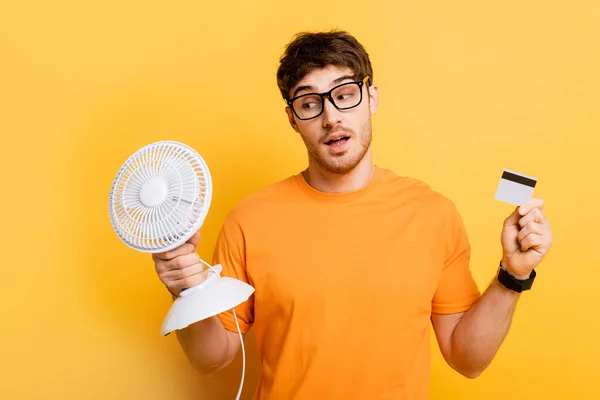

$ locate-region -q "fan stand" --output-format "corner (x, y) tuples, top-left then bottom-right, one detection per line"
(160, 264), (255, 336)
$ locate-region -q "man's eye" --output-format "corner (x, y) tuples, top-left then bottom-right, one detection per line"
(337, 93), (354, 101)
(301, 102), (318, 110)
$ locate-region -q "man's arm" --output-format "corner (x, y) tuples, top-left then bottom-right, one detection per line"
(153, 231), (243, 376)
(175, 316), (242, 376)
(431, 275), (519, 378)
(432, 198), (552, 378)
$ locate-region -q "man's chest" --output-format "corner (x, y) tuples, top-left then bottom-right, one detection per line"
(244, 208), (444, 324)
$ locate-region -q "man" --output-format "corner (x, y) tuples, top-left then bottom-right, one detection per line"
(152, 31), (553, 399)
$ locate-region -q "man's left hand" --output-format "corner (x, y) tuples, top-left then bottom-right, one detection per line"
(500, 198), (553, 279)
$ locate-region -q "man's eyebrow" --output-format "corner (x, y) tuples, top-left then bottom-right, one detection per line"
(291, 75), (355, 98)
(291, 84), (317, 98)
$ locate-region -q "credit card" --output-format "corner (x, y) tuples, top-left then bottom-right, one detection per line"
(494, 169), (537, 206)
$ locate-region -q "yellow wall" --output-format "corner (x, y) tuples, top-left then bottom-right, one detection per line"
(1, 1), (598, 399)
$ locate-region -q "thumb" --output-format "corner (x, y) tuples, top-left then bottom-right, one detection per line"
(503, 206), (521, 228)
(186, 230), (200, 250)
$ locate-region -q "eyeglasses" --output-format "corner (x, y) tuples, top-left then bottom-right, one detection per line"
(287, 76), (370, 121)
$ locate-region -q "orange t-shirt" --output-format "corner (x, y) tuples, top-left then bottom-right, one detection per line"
(213, 167), (481, 399)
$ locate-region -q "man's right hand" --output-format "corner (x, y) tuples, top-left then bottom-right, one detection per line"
(152, 231), (209, 298)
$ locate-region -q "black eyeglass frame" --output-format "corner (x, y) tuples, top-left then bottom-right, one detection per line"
(286, 76), (370, 121)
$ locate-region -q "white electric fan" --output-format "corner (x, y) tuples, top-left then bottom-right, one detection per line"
(108, 140), (254, 399)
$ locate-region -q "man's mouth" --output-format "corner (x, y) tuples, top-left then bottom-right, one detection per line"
(324, 135), (350, 146)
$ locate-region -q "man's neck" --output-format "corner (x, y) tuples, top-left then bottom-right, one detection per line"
(302, 150), (375, 194)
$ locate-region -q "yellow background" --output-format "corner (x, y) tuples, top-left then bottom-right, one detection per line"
(1, 0), (599, 399)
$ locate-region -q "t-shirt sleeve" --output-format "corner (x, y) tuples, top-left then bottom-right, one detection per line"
(431, 201), (481, 314)
(212, 216), (254, 333)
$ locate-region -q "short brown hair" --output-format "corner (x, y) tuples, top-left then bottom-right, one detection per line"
(276, 30), (373, 101)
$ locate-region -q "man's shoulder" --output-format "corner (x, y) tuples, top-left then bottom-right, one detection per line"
(377, 167), (459, 213)
(224, 174), (297, 223)
(378, 167), (432, 191)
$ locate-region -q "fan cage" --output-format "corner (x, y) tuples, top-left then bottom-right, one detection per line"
(108, 141), (213, 253)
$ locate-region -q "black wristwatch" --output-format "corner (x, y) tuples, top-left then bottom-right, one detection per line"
(496, 261), (536, 293)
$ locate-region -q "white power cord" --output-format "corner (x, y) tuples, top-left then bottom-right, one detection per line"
(198, 258), (246, 400)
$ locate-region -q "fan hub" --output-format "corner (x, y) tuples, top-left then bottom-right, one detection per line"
(139, 178), (168, 207)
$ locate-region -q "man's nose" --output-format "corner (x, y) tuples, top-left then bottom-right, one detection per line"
(321, 95), (342, 127)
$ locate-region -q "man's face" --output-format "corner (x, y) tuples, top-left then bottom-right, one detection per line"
(285, 65), (379, 175)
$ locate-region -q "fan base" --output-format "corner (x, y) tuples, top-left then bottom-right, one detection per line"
(160, 267), (255, 336)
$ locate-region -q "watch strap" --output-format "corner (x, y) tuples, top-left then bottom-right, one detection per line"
(497, 261), (536, 293)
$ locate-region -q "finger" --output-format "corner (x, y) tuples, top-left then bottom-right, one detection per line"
(153, 242), (196, 261)
(170, 270), (209, 292)
(162, 263), (205, 281)
(519, 198), (544, 216)
(504, 206), (522, 228)
(518, 221), (544, 243)
(520, 232), (544, 252)
(518, 208), (548, 228)
(156, 252), (200, 274)
(186, 230), (200, 250)
(170, 252), (201, 270)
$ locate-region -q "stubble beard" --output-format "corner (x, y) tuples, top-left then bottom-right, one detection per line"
(302, 116), (372, 175)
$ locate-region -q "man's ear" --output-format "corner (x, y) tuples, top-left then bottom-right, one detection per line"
(368, 84), (379, 115)
(285, 106), (300, 133)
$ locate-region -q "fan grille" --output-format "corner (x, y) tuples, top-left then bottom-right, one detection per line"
(108, 141), (212, 253)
